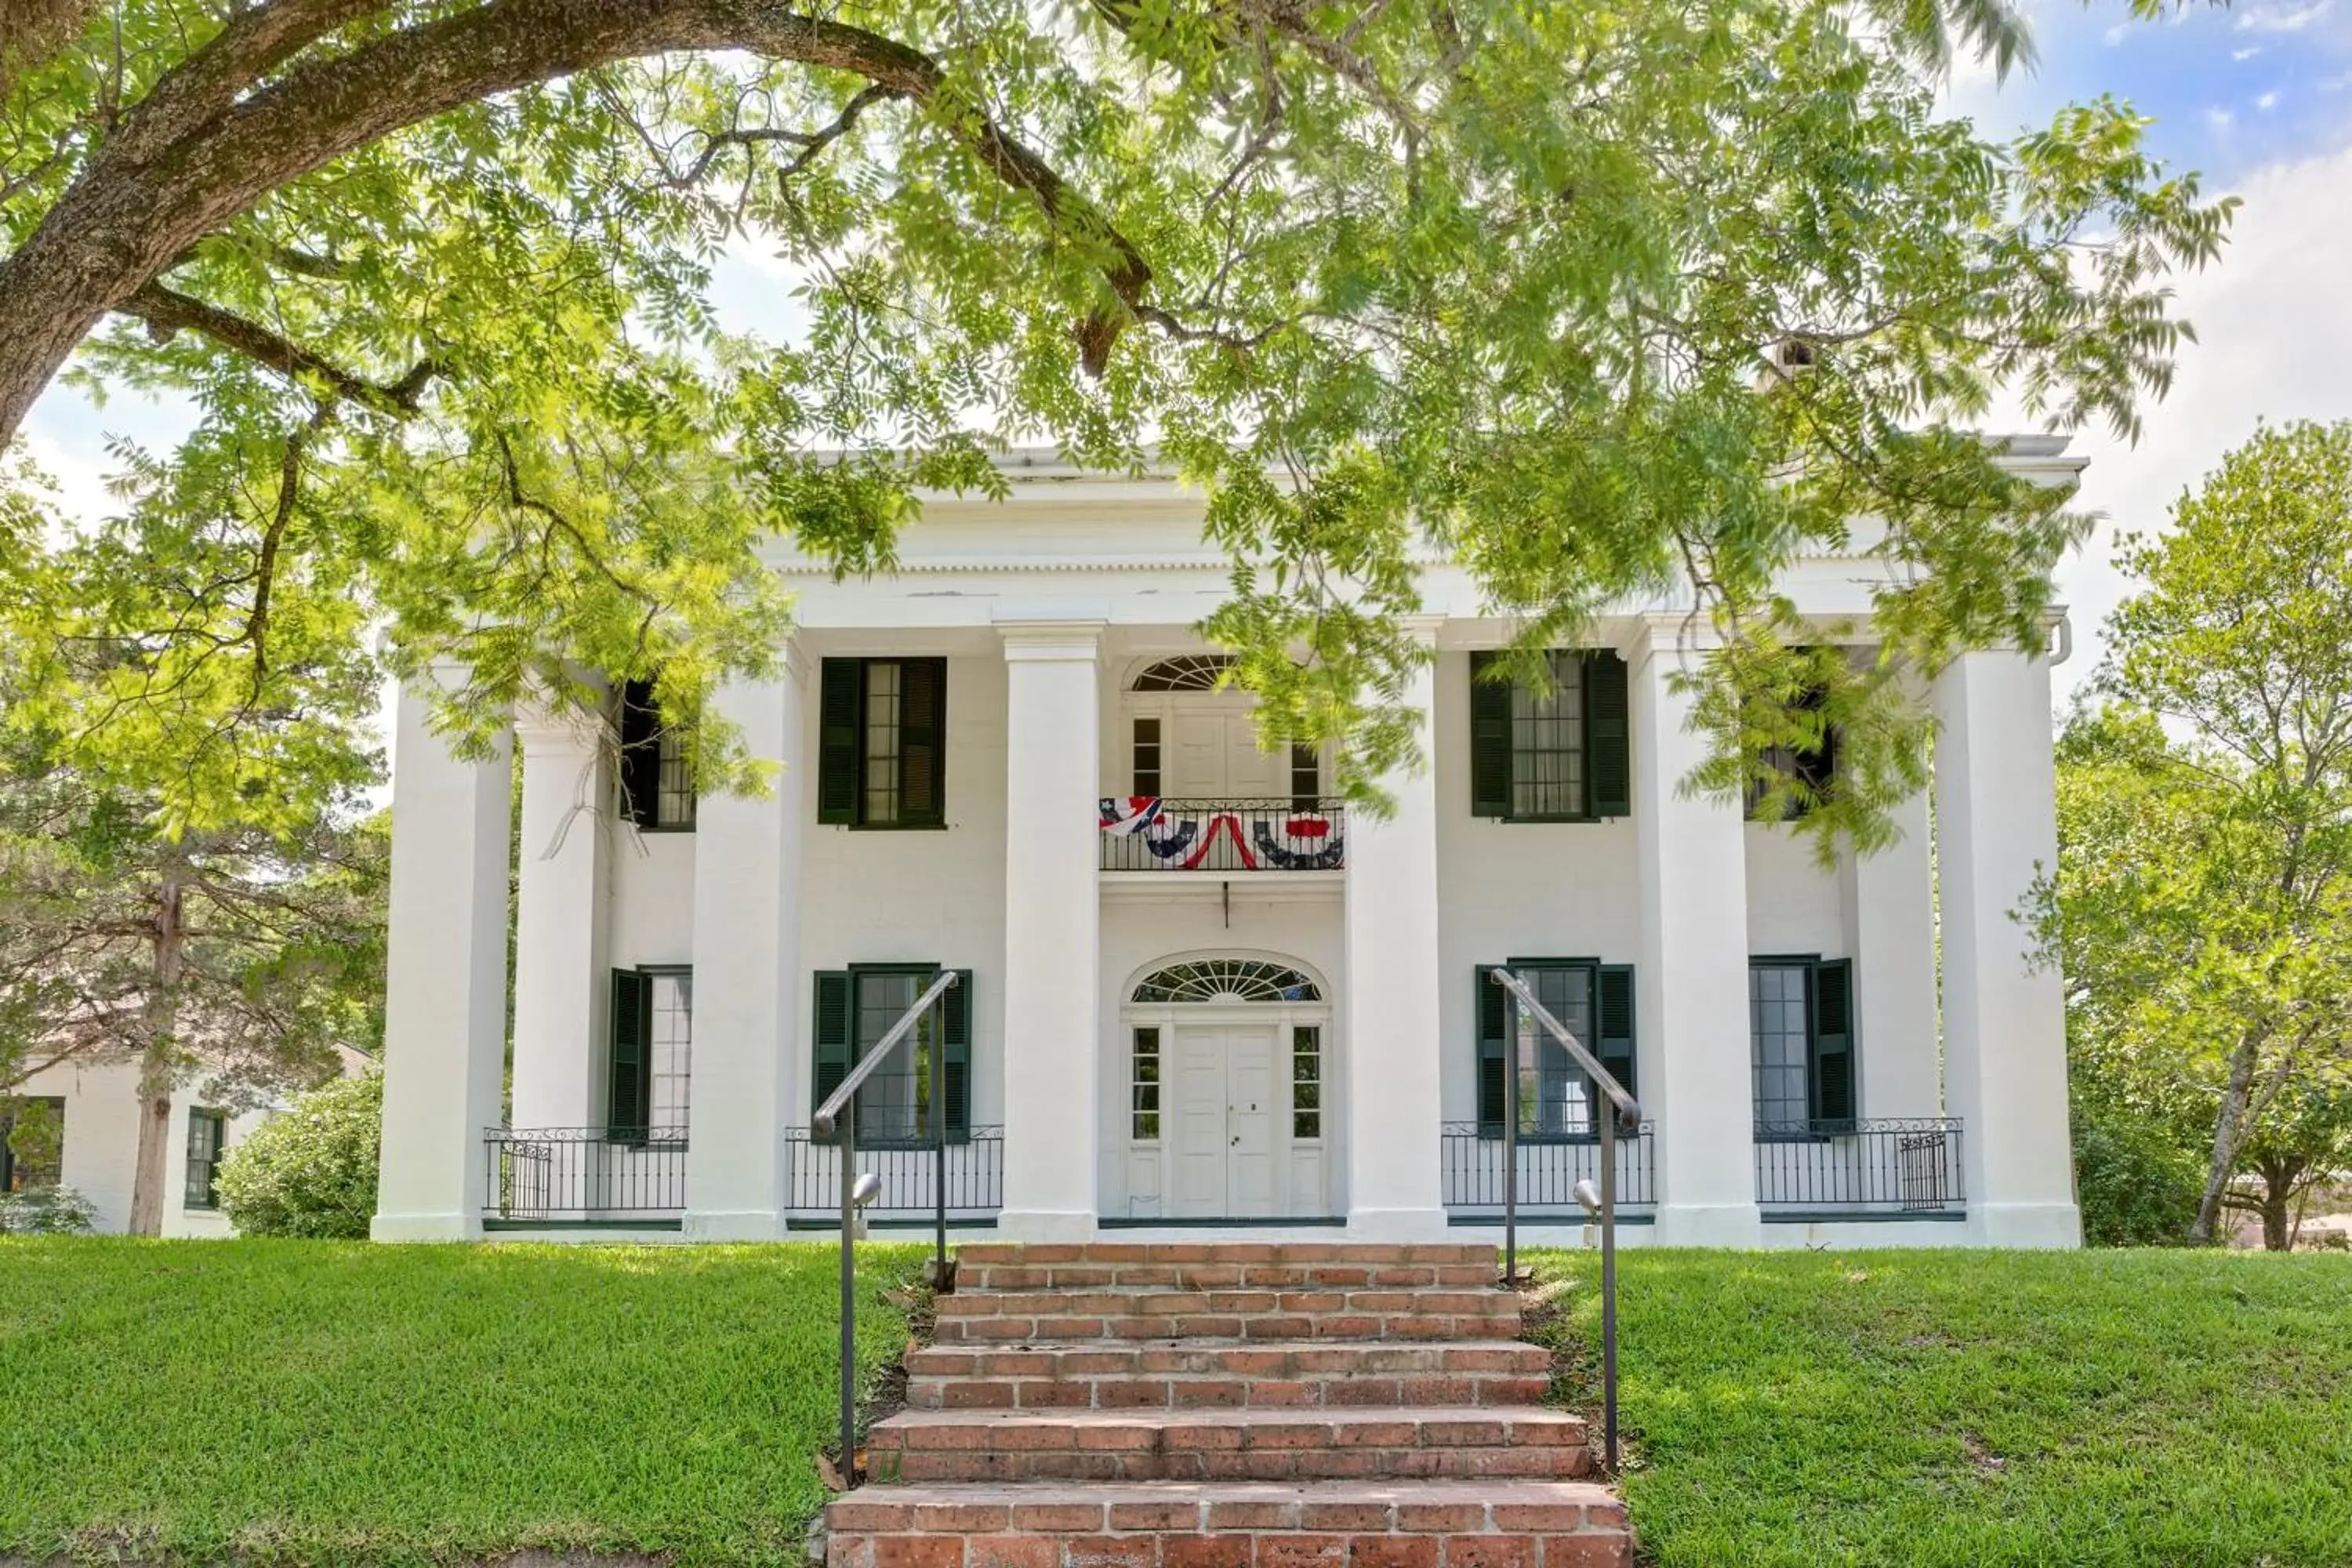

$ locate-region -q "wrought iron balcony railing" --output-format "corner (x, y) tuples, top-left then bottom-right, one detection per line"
(481, 1126), (687, 1228)
(782, 1125), (1004, 1225)
(1440, 1120), (1657, 1214)
(1752, 1116), (1965, 1214)
(1098, 797), (1346, 873)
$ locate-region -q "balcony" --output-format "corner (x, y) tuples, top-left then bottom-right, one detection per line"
(1099, 798), (1347, 873)
(1439, 1121), (1658, 1222)
(1754, 1117), (1966, 1221)
(782, 1126), (1005, 1229)
(481, 1126), (686, 1230)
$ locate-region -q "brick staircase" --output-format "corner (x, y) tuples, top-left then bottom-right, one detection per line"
(818, 1241), (1630, 1566)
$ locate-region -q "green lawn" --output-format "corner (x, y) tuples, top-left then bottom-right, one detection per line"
(0, 1239), (924, 1567)
(1526, 1247), (2352, 1568)
(4, 1243), (2348, 1568)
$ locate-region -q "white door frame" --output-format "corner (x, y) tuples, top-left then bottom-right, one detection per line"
(1123, 997), (1333, 1218)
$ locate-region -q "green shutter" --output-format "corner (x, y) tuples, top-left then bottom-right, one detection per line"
(617, 680), (660, 829)
(816, 659), (862, 825)
(1469, 652), (1514, 818)
(899, 657), (947, 827)
(812, 970), (853, 1133)
(942, 969), (973, 1142)
(609, 969), (652, 1140)
(1585, 652), (1631, 818)
(1812, 958), (1856, 1127)
(1475, 964), (1508, 1134)
(1595, 963), (1638, 1105)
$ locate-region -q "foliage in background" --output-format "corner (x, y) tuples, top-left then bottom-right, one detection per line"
(0, 1183), (95, 1234)
(1522, 1247), (2352, 1568)
(214, 1072), (382, 1240)
(2067, 1086), (2203, 1247)
(2031, 421), (2352, 1247)
(0, 0), (2229, 859)
(0, 1240), (924, 1566)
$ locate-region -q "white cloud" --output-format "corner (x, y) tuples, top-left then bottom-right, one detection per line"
(2103, 21), (2132, 45)
(2256, 90), (2282, 110)
(2052, 140), (2352, 699)
(2234, 45), (2266, 60)
(2234, 0), (2335, 32)
(2205, 106), (2238, 131)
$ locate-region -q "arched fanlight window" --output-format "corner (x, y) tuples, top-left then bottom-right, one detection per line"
(1131, 959), (1322, 1004)
(1131, 655), (1235, 692)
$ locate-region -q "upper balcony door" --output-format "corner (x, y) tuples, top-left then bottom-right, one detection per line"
(1165, 703), (1282, 799)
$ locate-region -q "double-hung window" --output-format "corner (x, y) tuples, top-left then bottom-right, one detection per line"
(1469, 651), (1631, 821)
(1748, 956), (1856, 1137)
(812, 966), (972, 1143)
(818, 658), (948, 828)
(618, 679), (696, 831)
(1747, 678), (1837, 821)
(0, 1096), (65, 1190)
(184, 1109), (227, 1209)
(610, 967), (692, 1145)
(1473, 960), (1637, 1138)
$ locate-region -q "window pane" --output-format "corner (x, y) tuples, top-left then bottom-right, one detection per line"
(1510, 652), (1586, 818)
(656, 725), (696, 828)
(853, 969), (932, 1142)
(1134, 717), (1161, 797)
(1292, 1025), (1322, 1138)
(649, 973), (694, 1138)
(1132, 1026), (1161, 1140)
(864, 661), (902, 824)
(1512, 965), (1595, 1135)
(1750, 965), (1812, 1127)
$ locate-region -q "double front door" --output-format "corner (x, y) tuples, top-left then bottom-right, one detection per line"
(1168, 1022), (1277, 1218)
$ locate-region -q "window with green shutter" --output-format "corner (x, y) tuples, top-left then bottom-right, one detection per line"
(617, 678), (696, 831)
(1749, 956), (1857, 1138)
(815, 657), (949, 828)
(811, 965), (971, 1142)
(1470, 651), (1630, 821)
(1475, 960), (1637, 1141)
(0, 1095), (64, 1191)
(184, 1109), (227, 1209)
(608, 968), (692, 1147)
(1746, 674), (1836, 821)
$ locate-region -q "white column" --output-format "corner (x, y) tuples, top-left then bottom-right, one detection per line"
(996, 621), (1104, 1240)
(1839, 776), (1940, 1119)
(1345, 629), (1446, 1240)
(1934, 649), (2082, 1247)
(683, 655), (808, 1240)
(372, 673), (512, 1242)
(510, 699), (610, 1131)
(1632, 623), (1762, 1246)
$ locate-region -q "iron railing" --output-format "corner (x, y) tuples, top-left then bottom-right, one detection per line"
(1098, 797), (1347, 872)
(1441, 1122), (1657, 1214)
(481, 1126), (688, 1225)
(784, 1127), (1004, 1221)
(1752, 1117), (1966, 1214)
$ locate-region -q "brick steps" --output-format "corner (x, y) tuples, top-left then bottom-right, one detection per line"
(953, 1243), (1499, 1267)
(868, 1407), (1592, 1484)
(822, 1480), (1631, 1566)
(958, 1263), (1500, 1292)
(933, 1288), (1519, 1345)
(906, 1341), (1552, 1411)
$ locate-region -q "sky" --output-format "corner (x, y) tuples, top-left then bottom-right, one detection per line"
(19, 1), (2352, 720)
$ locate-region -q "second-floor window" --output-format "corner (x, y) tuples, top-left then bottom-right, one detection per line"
(1469, 651), (1631, 822)
(1748, 678), (1837, 821)
(619, 679), (695, 831)
(818, 657), (947, 828)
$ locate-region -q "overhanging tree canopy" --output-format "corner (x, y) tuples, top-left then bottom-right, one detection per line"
(0, 0), (2230, 844)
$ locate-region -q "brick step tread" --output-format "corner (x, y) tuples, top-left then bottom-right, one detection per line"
(872, 1406), (1587, 1449)
(955, 1243), (1499, 1266)
(911, 1341), (1552, 1377)
(824, 1480), (1630, 1567)
(960, 1264), (1501, 1291)
(942, 1288), (1513, 1313)
(932, 1313), (1515, 1345)
(908, 1374), (1554, 1411)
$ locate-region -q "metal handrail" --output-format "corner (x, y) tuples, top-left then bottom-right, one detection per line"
(1489, 967), (1642, 1473)
(815, 967), (960, 1488)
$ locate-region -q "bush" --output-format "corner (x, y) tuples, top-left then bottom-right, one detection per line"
(0, 1185), (97, 1234)
(2072, 1092), (2204, 1247)
(215, 1073), (382, 1238)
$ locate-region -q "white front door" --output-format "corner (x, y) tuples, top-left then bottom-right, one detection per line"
(1169, 1023), (1279, 1218)
(1165, 709), (1283, 798)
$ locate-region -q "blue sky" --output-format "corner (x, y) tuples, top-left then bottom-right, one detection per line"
(23, 2), (2352, 717)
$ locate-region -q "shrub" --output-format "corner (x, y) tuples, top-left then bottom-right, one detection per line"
(2072, 1092), (2204, 1247)
(0, 1185), (97, 1234)
(216, 1072), (382, 1239)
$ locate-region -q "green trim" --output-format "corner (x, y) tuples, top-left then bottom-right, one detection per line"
(481, 1218), (685, 1232)
(1449, 1210), (1657, 1226)
(1098, 1214), (1347, 1229)
(1761, 1208), (1965, 1223)
(785, 1215), (1001, 1231)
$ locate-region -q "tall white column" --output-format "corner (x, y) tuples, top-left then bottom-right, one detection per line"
(1840, 777), (1941, 1119)
(373, 673), (512, 1242)
(1632, 622), (1762, 1246)
(1934, 649), (2082, 1247)
(510, 699), (610, 1131)
(683, 655), (808, 1240)
(996, 621), (1104, 1240)
(1345, 628), (1446, 1240)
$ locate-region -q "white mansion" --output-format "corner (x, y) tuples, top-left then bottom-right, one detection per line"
(372, 445), (2083, 1249)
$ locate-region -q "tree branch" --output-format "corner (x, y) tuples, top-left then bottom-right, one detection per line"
(117, 282), (441, 416)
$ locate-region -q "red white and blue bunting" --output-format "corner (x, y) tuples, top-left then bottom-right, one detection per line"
(1098, 799), (1345, 871)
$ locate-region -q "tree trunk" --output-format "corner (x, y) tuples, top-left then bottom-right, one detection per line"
(2191, 1023), (2268, 1244)
(2259, 1176), (2295, 1252)
(124, 864), (187, 1236)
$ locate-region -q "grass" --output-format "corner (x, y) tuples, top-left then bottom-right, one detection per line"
(0, 1238), (926, 1567)
(1523, 1247), (2352, 1568)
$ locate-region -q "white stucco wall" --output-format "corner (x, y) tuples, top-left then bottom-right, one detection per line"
(12, 1055), (276, 1236)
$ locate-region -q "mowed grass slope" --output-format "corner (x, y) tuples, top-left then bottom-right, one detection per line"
(1526, 1247), (2352, 1568)
(0, 1239), (924, 1566)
